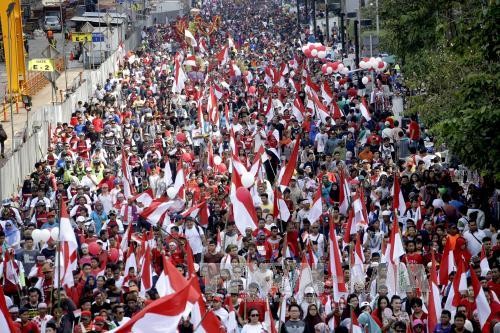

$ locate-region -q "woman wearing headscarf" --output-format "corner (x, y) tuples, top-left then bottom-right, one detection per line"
(304, 304), (323, 333)
(2, 220), (21, 249)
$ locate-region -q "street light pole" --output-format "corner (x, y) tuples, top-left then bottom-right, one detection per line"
(7, 2), (15, 151)
(60, 2), (68, 95)
(376, 0), (379, 35)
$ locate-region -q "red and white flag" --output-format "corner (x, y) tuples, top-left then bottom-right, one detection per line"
(427, 250), (442, 333)
(332, 100), (344, 120)
(387, 215), (405, 264)
(480, 245), (491, 276)
(264, 298), (278, 333)
(180, 201), (209, 227)
(329, 224), (348, 301)
(338, 169), (351, 215)
(321, 80), (334, 105)
(0, 285), (17, 332)
(121, 151), (135, 198)
(172, 56), (187, 94)
(183, 54), (197, 67)
(140, 198), (175, 226)
(189, 278), (224, 333)
(391, 174), (407, 216)
(277, 136), (300, 187)
(351, 312), (363, 333)
(156, 256), (187, 297)
(359, 97), (371, 121)
(292, 96), (306, 122)
(308, 186), (323, 224)
(444, 259), (467, 316)
(208, 86), (219, 125)
(216, 46), (229, 65)
(232, 187), (258, 234)
(198, 37), (208, 55)
(184, 30), (197, 47)
(113, 279), (199, 333)
(54, 200), (78, 288)
(139, 242), (153, 297)
(438, 237), (456, 286)
(470, 266), (492, 331)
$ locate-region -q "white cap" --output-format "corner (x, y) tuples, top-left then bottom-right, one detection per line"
(304, 286), (315, 294)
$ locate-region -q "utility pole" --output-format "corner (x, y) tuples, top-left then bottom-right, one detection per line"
(340, 0), (345, 55)
(375, 0), (379, 35)
(354, 19), (360, 80)
(296, 0), (300, 28)
(312, 0), (316, 38)
(325, 0), (329, 43)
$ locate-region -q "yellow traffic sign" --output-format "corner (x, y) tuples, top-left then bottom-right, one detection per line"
(28, 58), (55, 72)
(72, 32), (92, 42)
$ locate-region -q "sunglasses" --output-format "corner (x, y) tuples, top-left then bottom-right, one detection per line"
(250, 314), (259, 317)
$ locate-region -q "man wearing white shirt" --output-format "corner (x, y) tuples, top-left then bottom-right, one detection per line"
(181, 217), (206, 263)
(462, 219), (485, 257)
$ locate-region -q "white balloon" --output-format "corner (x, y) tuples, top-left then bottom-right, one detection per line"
(39, 229), (51, 243)
(31, 229), (41, 242)
(317, 50), (326, 59)
(314, 42), (322, 47)
(362, 76), (370, 85)
(326, 66), (333, 74)
(311, 49), (318, 57)
(166, 187), (177, 199)
(337, 63), (344, 71)
(290, 70), (295, 77)
(369, 57), (378, 69)
(50, 227), (59, 240)
(340, 67), (349, 75)
(213, 155), (222, 166)
(301, 45), (308, 53)
(382, 62), (388, 70)
(241, 172), (255, 188)
(359, 60), (367, 69)
(376, 57), (382, 63)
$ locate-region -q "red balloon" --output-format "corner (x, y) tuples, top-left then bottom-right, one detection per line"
(378, 61), (385, 69)
(88, 241), (100, 256)
(176, 132), (187, 142)
(318, 45), (326, 52)
(248, 86), (256, 94)
(321, 64), (327, 74)
(304, 49), (312, 58)
(182, 152), (192, 162)
(331, 61), (339, 71)
(109, 248), (119, 263)
(308, 44), (316, 50)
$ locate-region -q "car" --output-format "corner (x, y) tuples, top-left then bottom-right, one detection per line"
(43, 16), (62, 32)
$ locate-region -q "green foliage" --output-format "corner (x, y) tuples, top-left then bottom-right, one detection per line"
(380, 0), (500, 179)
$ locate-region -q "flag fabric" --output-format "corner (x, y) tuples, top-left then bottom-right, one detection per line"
(329, 224), (348, 301)
(156, 256), (188, 297)
(352, 312), (363, 333)
(140, 198), (175, 226)
(113, 279), (199, 333)
(180, 201), (209, 227)
(391, 174), (407, 216)
(308, 186), (323, 223)
(54, 200), (78, 288)
(359, 97), (371, 121)
(292, 96), (306, 122)
(480, 246), (490, 276)
(216, 46), (229, 65)
(139, 242), (153, 297)
(388, 215), (405, 264)
(438, 237), (456, 286)
(277, 136), (300, 186)
(0, 285), (17, 333)
(172, 56), (187, 94)
(184, 29), (197, 47)
(264, 298), (277, 333)
(321, 80), (334, 105)
(427, 251), (442, 333)
(444, 259), (467, 316)
(198, 37), (208, 54)
(470, 266), (491, 331)
(338, 169), (350, 215)
(121, 151), (135, 198)
(183, 54), (197, 67)
(208, 86), (219, 125)
(232, 187), (258, 234)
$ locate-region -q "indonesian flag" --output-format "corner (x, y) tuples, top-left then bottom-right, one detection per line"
(172, 163), (185, 198)
(343, 208), (356, 243)
(438, 236), (456, 285)
(213, 84), (224, 100)
(305, 75), (320, 94)
(338, 169), (351, 215)
(295, 255), (314, 303)
(273, 189), (291, 222)
(183, 54), (197, 67)
(156, 256), (187, 297)
(264, 298), (278, 333)
(120, 223), (133, 253)
(352, 191), (369, 231)
(480, 246), (491, 276)
(180, 201), (209, 227)
(388, 215), (405, 264)
(277, 136), (300, 187)
(208, 86), (219, 125)
(243, 70), (254, 89)
(216, 46), (229, 65)
(308, 91), (330, 123)
(184, 29), (197, 47)
(140, 242), (153, 297)
(265, 96), (274, 123)
(292, 96), (306, 122)
(308, 186), (323, 223)
(0, 286), (17, 333)
(351, 312), (363, 333)
(232, 187), (258, 234)
(172, 56), (187, 94)
(121, 151), (135, 198)
(332, 100), (344, 120)
(189, 277), (224, 333)
(470, 266), (492, 331)
(132, 189), (154, 207)
(198, 37), (208, 54)
(113, 279), (200, 333)
(321, 80), (334, 105)
(391, 174), (407, 216)
(329, 224), (348, 301)
(427, 250), (442, 333)
(359, 97), (371, 121)
(444, 259), (467, 316)
(353, 233), (365, 268)
(54, 200), (78, 288)
(225, 295), (239, 333)
(124, 247), (137, 277)
(140, 198), (175, 226)
(230, 61), (242, 77)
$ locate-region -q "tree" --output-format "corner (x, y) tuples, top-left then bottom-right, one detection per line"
(380, 0), (500, 179)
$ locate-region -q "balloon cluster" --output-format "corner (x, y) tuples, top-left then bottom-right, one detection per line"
(301, 43), (327, 59)
(321, 61), (348, 75)
(31, 228), (59, 243)
(359, 57), (387, 71)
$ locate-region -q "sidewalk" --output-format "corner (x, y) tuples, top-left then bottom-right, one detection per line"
(0, 66), (84, 164)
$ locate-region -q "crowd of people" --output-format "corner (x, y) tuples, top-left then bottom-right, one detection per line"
(0, 0), (499, 332)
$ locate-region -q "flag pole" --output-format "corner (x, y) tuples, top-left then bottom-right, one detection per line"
(56, 194), (62, 310)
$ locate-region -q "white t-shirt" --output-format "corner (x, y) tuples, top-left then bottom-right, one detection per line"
(183, 225), (205, 254)
(315, 132), (328, 153)
(241, 323), (268, 333)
